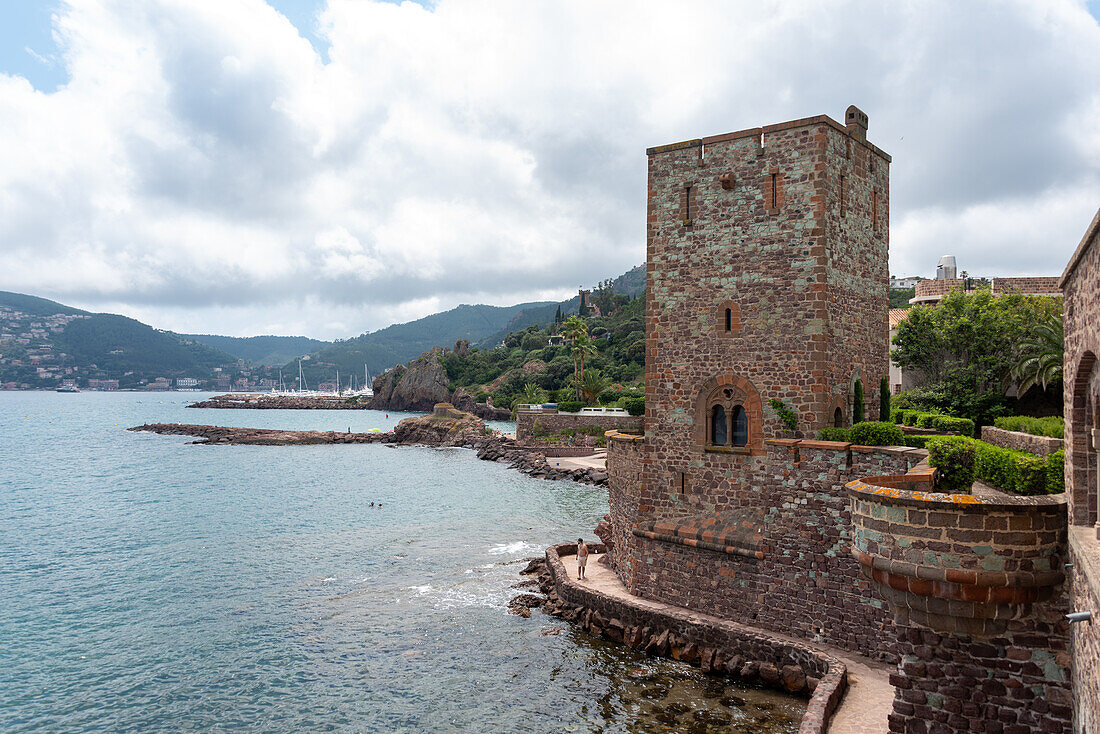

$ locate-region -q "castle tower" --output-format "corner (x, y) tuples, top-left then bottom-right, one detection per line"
(644, 106), (890, 452)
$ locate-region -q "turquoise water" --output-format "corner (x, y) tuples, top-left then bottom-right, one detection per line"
(0, 392), (803, 733)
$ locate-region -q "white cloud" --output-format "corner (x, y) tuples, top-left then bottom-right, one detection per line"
(0, 0), (1098, 338)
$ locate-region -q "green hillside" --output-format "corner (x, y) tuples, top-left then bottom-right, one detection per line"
(56, 316), (238, 375)
(0, 291), (86, 317)
(292, 301), (557, 385)
(182, 334), (330, 366)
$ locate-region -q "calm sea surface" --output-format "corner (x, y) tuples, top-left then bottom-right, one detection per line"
(0, 392), (803, 733)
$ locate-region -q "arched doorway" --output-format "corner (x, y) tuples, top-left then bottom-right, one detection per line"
(1069, 351), (1098, 526)
(834, 407), (843, 428)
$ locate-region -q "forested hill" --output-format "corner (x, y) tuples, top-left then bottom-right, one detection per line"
(183, 334), (329, 366)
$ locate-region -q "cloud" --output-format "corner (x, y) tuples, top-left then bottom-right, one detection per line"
(0, 0), (1098, 338)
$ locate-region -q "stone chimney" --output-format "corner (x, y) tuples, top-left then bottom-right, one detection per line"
(845, 105), (868, 141)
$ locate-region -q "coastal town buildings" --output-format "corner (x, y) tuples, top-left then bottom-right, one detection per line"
(586, 108), (1088, 732)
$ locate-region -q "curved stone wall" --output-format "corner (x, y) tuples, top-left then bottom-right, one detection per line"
(846, 476), (1066, 637)
(980, 425), (1062, 457)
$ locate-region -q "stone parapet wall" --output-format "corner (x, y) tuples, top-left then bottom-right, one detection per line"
(913, 278), (970, 301)
(980, 425), (1063, 457)
(544, 544), (847, 734)
(847, 476), (1072, 732)
(990, 276), (1062, 296)
(1069, 528), (1100, 733)
(607, 438), (922, 663)
(514, 410), (642, 443)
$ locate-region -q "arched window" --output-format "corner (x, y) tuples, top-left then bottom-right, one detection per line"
(711, 405), (728, 446)
(731, 405), (748, 446)
(725, 308), (732, 331)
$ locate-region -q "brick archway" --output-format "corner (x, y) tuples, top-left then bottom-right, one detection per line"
(1068, 350), (1097, 525)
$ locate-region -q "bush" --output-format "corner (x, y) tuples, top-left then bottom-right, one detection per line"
(1046, 449), (1065, 494)
(557, 400), (585, 413)
(817, 427), (851, 442)
(927, 436), (977, 492)
(890, 408), (904, 424)
(993, 415), (1064, 438)
(769, 398), (798, 432)
(902, 410), (921, 426)
(928, 415), (975, 437)
(622, 396), (645, 416)
(903, 435), (932, 449)
(849, 421), (905, 446)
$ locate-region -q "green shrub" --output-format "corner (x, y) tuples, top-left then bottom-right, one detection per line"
(849, 421), (905, 446)
(557, 400), (584, 413)
(927, 436), (977, 492)
(903, 435), (932, 449)
(971, 440), (1062, 495)
(769, 398), (798, 432)
(817, 427), (851, 442)
(993, 415), (1064, 438)
(902, 410), (921, 426)
(622, 396), (645, 416)
(914, 412), (936, 429)
(890, 408), (904, 424)
(1046, 449), (1065, 494)
(928, 415), (975, 437)
(1013, 453), (1048, 495)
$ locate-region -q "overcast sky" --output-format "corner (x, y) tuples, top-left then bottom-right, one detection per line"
(1, 0), (1098, 340)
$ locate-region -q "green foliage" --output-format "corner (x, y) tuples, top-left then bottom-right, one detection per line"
(1012, 310), (1063, 393)
(852, 380), (864, 423)
(889, 290), (914, 309)
(993, 415), (1064, 438)
(927, 437), (977, 492)
(817, 427), (851, 442)
(768, 398), (798, 432)
(623, 396), (645, 416)
(849, 421), (904, 446)
(912, 413), (975, 437)
(557, 400), (585, 413)
(902, 435), (932, 449)
(891, 290), (1062, 425)
(183, 334), (329, 366)
(879, 376), (890, 423)
(579, 368), (612, 404)
(56, 315), (236, 375)
(1046, 449), (1065, 494)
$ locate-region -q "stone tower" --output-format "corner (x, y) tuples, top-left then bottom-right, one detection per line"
(644, 106), (890, 450)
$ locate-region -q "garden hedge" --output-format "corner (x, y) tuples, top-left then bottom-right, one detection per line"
(993, 415), (1064, 439)
(926, 436), (1064, 496)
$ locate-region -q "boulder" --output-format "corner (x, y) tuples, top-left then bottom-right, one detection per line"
(759, 662), (780, 685)
(780, 665), (806, 693)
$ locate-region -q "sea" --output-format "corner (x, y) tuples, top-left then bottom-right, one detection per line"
(0, 391), (804, 733)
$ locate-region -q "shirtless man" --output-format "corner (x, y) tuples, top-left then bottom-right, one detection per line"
(576, 538), (589, 580)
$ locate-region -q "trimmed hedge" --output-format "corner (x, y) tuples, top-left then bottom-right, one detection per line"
(1046, 449), (1065, 494)
(622, 396), (645, 416)
(993, 415), (1064, 439)
(927, 436), (976, 492)
(557, 400), (585, 413)
(927, 436), (1064, 496)
(849, 421), (905, 446)
(891, 408), (974, 437)
(817, 427), (851, 442)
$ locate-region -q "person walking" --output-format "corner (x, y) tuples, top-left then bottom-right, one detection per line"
(576, 538), (589, 580)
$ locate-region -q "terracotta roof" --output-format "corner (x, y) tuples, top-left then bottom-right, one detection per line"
(888, 308), (910, 328)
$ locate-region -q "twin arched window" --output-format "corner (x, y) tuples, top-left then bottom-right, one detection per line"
(709, 395), (748, 447)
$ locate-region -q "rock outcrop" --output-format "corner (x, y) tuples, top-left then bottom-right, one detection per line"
(368, 347), (451, 412)
(128, 423), (386, 445)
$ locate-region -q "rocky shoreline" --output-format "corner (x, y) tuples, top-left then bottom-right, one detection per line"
(130, 406), (608, 488)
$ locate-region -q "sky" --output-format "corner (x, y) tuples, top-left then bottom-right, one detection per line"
(1, 1), (1099, 340)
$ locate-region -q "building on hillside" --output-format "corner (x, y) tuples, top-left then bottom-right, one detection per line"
(176, 377), (200, 388)
(1061, 205), (1100, 729)
(577, 288), (601, 317)
(909, 253), (1061, 305)
(888, 275), (921, 290)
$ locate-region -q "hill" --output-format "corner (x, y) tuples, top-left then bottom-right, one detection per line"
(0, 291), (86, 317)
(182, 334), (329, 366)
(57, 316), (238, 375)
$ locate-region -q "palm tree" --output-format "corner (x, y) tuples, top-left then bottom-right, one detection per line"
(560, 315), (589, 399)
(579, 368), (612, 404)
(1013, 311), (1063, 393)
(570, 333), (598, 401)
(510, 382), (547, 418)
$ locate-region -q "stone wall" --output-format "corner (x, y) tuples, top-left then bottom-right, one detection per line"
(1069, 528), (1100, 733)
(980, 425), (1063, 457)
(514, 410), (643, 443)
(847, 476), (1072, 732)
(991, 276), (1062, 296)
(606, 436), (923, 663)
(543, 544), (847, 734)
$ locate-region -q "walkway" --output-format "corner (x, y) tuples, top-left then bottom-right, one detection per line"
(575, 553), (893, 734)
(545, 451), (607, 471)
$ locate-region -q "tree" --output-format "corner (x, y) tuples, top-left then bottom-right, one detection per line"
(570, 333), (598, 401)
(891, 290), (1062, 424)
(560, 316), (588, 398)
(594, 278), (616, 315)
(1013, 311), (1063, 393)
(511, 382), (547, 417)
(579, 368), (612, 403)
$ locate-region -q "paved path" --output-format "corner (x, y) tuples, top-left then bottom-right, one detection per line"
(573, 553), (893, 734)
(545, 451), (607, 471)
